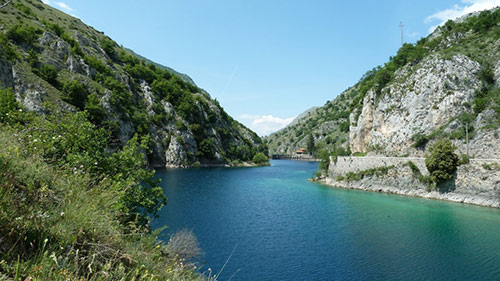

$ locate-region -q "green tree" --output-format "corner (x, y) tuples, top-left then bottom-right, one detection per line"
(252, 152), (269, 164)
(425, 139), (459, 185)
(306, 134), (315, 155)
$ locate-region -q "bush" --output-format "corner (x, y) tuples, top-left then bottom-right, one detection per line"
(61, 80), (88, 110)
(38, 64), (58, 86)
(166, 229), (201, 261)
(408, 161), (421, 175)
(425, 139), (459, 185)
(100, 38), (117, 59)
(47, 22), (64, 37)
(0, 88), (21, 123)
(339, 121), (350, 132)
(7, 24), (40, 45)
(0, 34), (18, 60)
(84, 55), (111, 76)
(412, 132), (429, 148)
(84, 93), (107, 124)
(252, 152), (269, 164)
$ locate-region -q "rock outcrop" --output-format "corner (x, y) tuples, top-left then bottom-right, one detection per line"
(323, 156), (500, 208)
(0, 0), (267, 167)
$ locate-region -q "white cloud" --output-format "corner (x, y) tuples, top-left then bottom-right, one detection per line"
(54, 2), (74, 12)
(425, 0), (500, 33)
(238, 114), (296, 136)
(41, 0), (75, 13)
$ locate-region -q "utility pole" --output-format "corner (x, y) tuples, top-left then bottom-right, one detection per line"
(466, 122), (469, 158)
(399, 21), (404, 47)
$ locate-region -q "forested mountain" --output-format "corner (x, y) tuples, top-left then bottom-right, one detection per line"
(267, 8), (500, 161)
(0, 0), (267, 168)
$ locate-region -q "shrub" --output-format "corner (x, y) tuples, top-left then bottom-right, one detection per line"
(458, 154), (470, 165)
(100, 38), (117, 59)
(84, 55), (111, 76)
(61, 80), (88, 110)
(411, 132), (429, 148)
(339, 121), (350, 132)
(166, 229), (201, 261)
(425, 139), (459, 185)
(84, 93), (107, 124)
(408, 161), (421, 175)
(38, 64), (58, 86)
(252, 152), (269, 164)
(47, 22), (64, 37)
(7, 24), (40, 45)
(0, 88), (21, 123)
(0, 34), (18, 60)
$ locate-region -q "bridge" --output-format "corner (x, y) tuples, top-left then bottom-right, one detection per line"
(271, 154), (319, 161)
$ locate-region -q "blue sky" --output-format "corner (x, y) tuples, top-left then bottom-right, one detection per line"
(43, 0), (500, 135)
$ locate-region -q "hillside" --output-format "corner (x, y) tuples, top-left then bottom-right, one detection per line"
(266, 8), (500, 161)
(0, 0), (267, 168)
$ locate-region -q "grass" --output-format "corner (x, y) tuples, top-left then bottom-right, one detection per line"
(0, 127), (204, 280)
(482, 162), (500, 171)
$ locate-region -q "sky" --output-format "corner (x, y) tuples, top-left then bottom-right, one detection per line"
(42, 0), (500, 136)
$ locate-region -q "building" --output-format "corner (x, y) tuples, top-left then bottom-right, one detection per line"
(295, 148), (307, 155)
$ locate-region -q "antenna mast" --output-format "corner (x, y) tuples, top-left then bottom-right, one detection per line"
(399, 21), (404, 46)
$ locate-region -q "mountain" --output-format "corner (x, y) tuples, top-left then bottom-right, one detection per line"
(265, 90), (352, 155)
(0, 0), (267, 168)
(267, 8), (500, 160)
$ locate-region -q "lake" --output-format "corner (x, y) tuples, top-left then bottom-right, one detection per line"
(152, 160), (500, 280)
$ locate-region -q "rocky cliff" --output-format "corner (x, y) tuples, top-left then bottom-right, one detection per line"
(268, 8), (500, 160)
(0, 0), (267, 167)
(323, 156), (500, 208)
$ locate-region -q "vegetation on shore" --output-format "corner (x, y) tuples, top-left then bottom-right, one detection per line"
(0, 87), (208, 280)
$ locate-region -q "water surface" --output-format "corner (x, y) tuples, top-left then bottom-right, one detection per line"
(152, 160), (500, 280)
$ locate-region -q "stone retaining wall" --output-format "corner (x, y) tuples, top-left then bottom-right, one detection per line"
(324, 156), (500, 208)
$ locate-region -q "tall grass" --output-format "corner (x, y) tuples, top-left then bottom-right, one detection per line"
(0, 127), (204, 280)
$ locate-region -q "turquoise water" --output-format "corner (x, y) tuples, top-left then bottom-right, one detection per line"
(152, 160), (500, 280)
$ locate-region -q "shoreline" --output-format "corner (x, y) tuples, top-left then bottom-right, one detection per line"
(313, 177), (500, 209)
